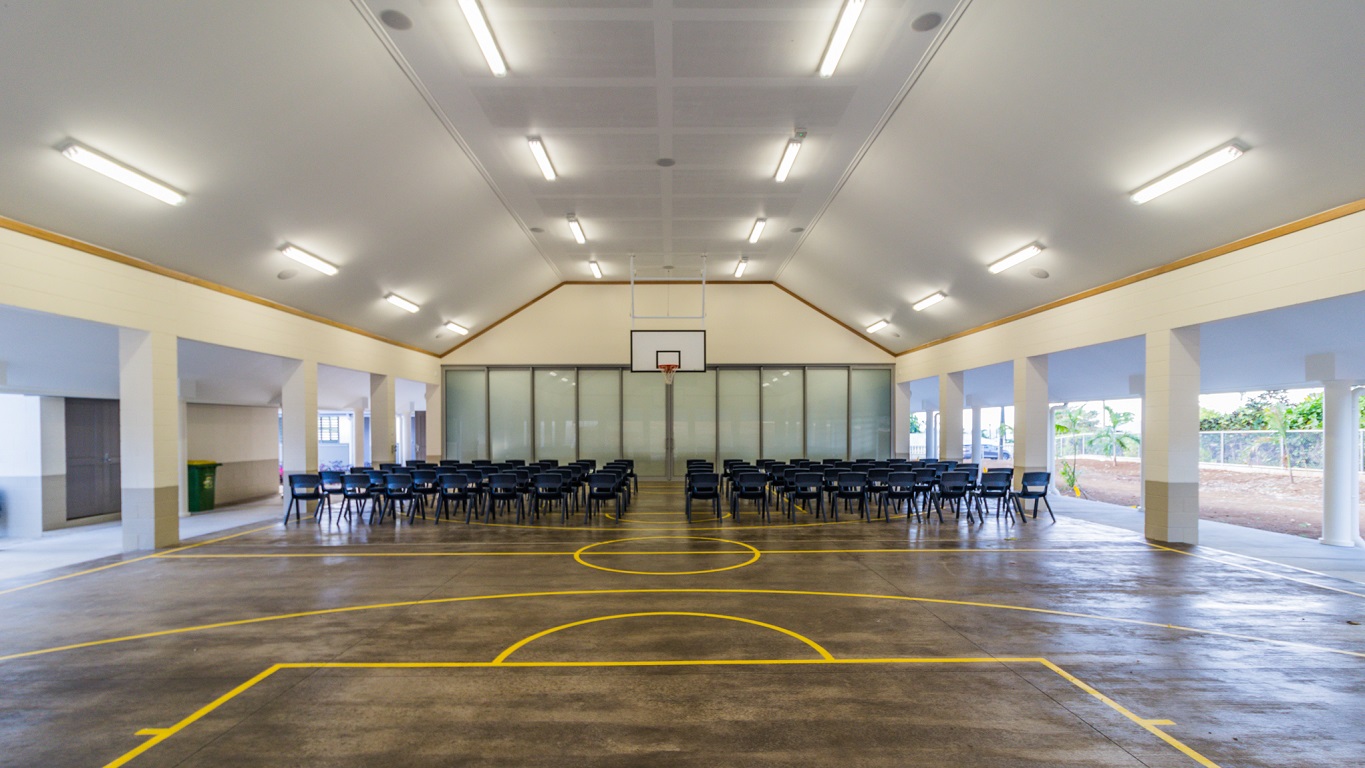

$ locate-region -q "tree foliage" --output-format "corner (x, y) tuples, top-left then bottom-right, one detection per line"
(1091, 404), (1141, 465)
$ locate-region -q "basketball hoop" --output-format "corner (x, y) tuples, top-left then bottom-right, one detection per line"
(659, 364), (679, 385)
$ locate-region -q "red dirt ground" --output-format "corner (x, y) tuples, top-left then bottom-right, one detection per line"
(1056, 457), (1365, 540)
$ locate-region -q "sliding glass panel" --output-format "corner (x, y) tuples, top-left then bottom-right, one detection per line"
(673, 369), (717, 467)
(444, 369), (486, 461)
(488, 369), (532, 462)
(534, 368), (576, 464)
(806, 368), (849, 461)
(761, 367), (803, 461)
(578, 369), (621, 465)
(718, 369), (760, 463)
(623, 371), (666, 476)
(850, 368), (892, 460)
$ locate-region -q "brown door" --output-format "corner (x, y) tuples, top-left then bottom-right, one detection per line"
(65, 398), (121, 520)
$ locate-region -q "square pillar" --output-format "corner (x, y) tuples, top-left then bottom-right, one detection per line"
(369, 373), (395, 466)
(1321, 380), (1362, 547)
(938, 372), (964, 461)
(424, 383), (443, 464)
(119, 329), (181, 551)
(350, 402), (366, 468)
(280, 360), (318, 517)
(1013, 356), (1050, 489)
(969, 407), (982, 463)
(1143, 327), (1201, 545)
(893, 382), (912, 460)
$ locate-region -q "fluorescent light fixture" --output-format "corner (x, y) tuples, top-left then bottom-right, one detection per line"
(527, 136), (556, 181)
(385, 293), (420, 313)
(988, 242), (1045, 274)
(589, 260), (602, 279)
(774, 139), (802, 182)
(57, 140), (186, 206)
(567, 216), (586, 244)
(1130, 140), (1248, 204)
(748, 218), (767, 244)
(819, 0), (866, 78)
(865, 319), (889, 334)
(278, 243), (339, 276)
(444, 321), (470, 336)
(733, 257), (748, 278)
(458, 0), (507, 77)
(912, 292), (946, 311)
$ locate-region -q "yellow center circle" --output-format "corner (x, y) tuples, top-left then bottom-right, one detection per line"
(573, 536), (761, 575)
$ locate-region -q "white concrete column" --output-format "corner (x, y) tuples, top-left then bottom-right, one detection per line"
(119, 329), (181, 551)
(970, 407), (982, 463)
(280, 360), (318, 517)
(370, 373), (395, 466)
(1321, 380), (1362, 547)
(1013, 356), (1050, 490)
(350, 401), (366, 467)
(894, 382), (911, 460)
(924, 411), (937, 460)
(424, 383), (443, 463)
(938, 372), (965, 461)
(1142, 327), (1201, 545)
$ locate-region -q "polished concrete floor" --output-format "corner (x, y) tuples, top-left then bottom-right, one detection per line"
(2, 482), (1363, 767)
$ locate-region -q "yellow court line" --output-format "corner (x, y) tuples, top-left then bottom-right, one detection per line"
(1038, 659), (1218, 768)
(158, 546), (1163, 560)
(8, 586), (1365, 665)
(1146, 542), (1365, 601)
(574, 536), (761, 575)
(101, 656), (1220, 768)
(490, 611), (835, 663)
(0, 523), (278, 598)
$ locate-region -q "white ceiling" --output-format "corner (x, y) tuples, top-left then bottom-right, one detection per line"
(1, 1), (1364, 355)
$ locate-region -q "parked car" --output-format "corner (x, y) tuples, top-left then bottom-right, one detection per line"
(963, 445), (1011, 460)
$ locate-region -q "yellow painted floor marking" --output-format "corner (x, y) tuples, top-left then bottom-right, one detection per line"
(491, 611), (834, 663)
(1039, 659), (1220, 768)
(102, 656), (1220, 768)
(156, 546), (1164, 560)
(103, 664), (282, 768)
(0, 523), (277, 598)
(574, 536), (760, 575)
(1147, 542), (1365, 600)
(7, 587), (1365, 665)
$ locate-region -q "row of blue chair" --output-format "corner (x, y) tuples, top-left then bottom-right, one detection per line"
(285, 458), (639, 526)
(686, 459), (1053, 524)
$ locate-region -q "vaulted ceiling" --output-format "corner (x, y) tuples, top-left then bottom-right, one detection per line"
(1, 0), (1363, 356)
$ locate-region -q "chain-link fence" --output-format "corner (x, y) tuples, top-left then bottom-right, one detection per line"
(1057, 429), (1362, 471)
(1054, 433), (1141, 461)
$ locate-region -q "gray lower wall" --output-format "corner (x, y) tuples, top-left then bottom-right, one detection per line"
(210, 458), (279, 507)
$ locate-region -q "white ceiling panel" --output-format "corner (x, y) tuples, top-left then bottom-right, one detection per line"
(1, 0), (1361, 359)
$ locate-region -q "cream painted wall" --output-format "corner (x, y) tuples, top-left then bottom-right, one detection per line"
(186, 404), (277, 463)
(443, 283), (892, 366)
(897, 210), (1365, 382)
(0, 228), (437, 385)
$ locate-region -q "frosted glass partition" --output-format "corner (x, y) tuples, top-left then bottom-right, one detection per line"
(623, 371), (666, 476)
(577, 369), (621, 465)
(488, 369), (532, 462)
(806, 368), (849, 461)
(850, 368), (892, 460)
(535, 368), (576, 464)
(673, 369), (717, 466)
(718, 369), (760, 462)
(444, 369), (487, 461)
(761, 368), (804, 460)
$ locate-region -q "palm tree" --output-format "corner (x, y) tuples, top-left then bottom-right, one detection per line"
(1090, 404), (1141, 466)
(1257, 403), (1295, 482)
(1053, 404), (1097, 495)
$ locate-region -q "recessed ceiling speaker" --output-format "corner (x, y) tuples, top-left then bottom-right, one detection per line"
(1029, 267), (1050, 279)
(380, 10), (413, 30)
(277, 269), (298, 280)
(912, 12), (942, 32)
(656, 158), (676, 167)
